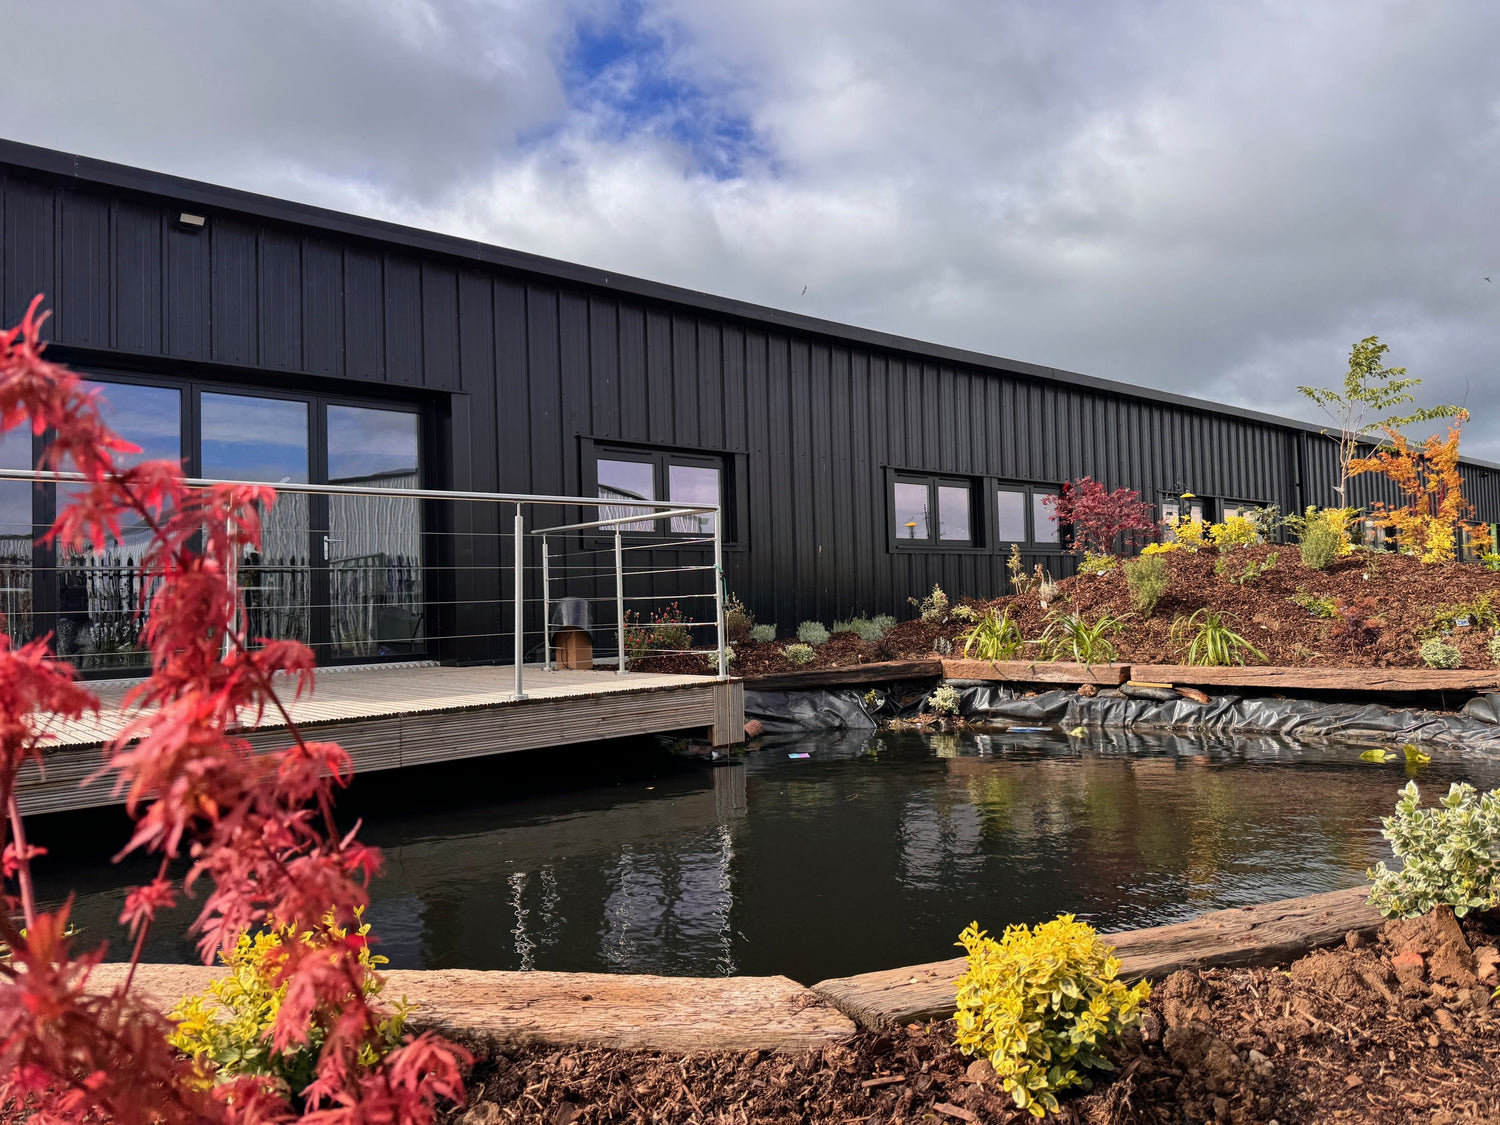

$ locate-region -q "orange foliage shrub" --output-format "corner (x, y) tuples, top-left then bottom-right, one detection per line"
(1349, 423), (1493, 563)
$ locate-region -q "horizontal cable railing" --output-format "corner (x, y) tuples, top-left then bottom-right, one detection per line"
(0, 468), (728, 695)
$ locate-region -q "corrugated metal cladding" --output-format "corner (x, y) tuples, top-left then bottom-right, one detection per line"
(2, 146), (1497, 664)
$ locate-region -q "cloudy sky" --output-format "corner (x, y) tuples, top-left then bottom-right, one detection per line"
(4, 1), (1498, 452)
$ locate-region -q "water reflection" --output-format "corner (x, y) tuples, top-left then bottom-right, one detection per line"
(30, 730), (1500, 985)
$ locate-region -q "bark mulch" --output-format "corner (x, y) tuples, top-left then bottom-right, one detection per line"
(636, 547), (1500, 677)
(448, 909), (1500, 1124)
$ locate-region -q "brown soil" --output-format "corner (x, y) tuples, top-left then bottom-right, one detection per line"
(637, 547), (1500, 676)
(449, 909), (1500, 1124)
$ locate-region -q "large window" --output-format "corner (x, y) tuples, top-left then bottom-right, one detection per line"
(29, 375), (424, 668)
(994, 482), (1060, 546)
(594, 446), (725, 539)
(891, 474), (975, 548)
(0, 427), (32, 645)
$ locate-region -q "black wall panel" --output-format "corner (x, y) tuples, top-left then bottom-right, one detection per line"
(6, 162), (1499, 662)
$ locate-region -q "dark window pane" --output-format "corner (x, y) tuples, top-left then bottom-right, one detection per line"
(202, 393), (311, 646)
(894, 481), (929, 541)
(0, 428), (31, 645)
(669, 463), (718, 534)
(326, 406), (423, 658)
(1033, 492), (1059, 544)
(327, 406), (419, 485)
(599, 458), (655, 531)
(996, 489), (1026, 542)
(937, 484), (970, 541)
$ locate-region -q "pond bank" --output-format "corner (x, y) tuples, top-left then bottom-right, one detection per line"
(89, 886), (1382, 1052)
(744, 672), (1500, 756)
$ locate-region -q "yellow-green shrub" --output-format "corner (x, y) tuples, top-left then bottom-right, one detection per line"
(1208, 514), (1259, 550)
(169, 910), (406, 1100)
(954, 916), (1150, 1118)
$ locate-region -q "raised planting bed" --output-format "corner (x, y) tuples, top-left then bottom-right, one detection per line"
(939, 658), (1129, 685)
(811, 886), (1384, 1028)
(88, 892), (1500, 1121)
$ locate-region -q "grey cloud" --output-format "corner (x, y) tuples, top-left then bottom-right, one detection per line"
(2, 0), (1498, 456)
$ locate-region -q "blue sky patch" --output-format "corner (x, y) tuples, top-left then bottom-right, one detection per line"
(562, 1), (761, 180)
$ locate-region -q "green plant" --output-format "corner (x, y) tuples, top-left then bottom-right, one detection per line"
(950, 604), (979, 624)
(1078, 552), (1117, 576)
(1171, 609), (1266, 666)
(1208, 514), (1260, 550)
(703, 644), (735, 670)
(1368, 781), (1500, 918)
(927, 684), (961, 716)
(724, 593), (753, 644)
(960, 607), (1024, 660)
(1429, 592), (1500, 634)
(796, 620), (830, 646)
(1039, 612), (1125, 665)
(1489, 633), (1500, 666)
(1419, 637), (1461, 669)
(1007, 544), (1039, 594)
(953, 917), (1151, 1118)
(169, 910), (406, 1099)
(783, 642), (815, 666)
(1296, 511), (1344, 570)
(624, 602), (693, 657)
(832, 615), (896, 643)
(1298, 335), (1465, 505)
(1291, 588), (1338, 618)
(1483, 552), (1500, 572)
(1214, 550), (1278, 586)
(749, 623), (777, 644)
(909, 584), (951, 622)
(1122, 555), (1170, 615)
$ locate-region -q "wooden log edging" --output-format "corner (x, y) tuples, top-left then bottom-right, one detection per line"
(941, 659), (1130, 685)
(1130, 665), (1500, 694)
(84, 964), (858, 1054)
(743, 659), (943, 692)
(88, 887), (1384, 1050)
(809, 886), (1382, 1030)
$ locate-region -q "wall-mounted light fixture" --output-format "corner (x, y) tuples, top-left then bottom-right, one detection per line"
(177, 212), (206, 228)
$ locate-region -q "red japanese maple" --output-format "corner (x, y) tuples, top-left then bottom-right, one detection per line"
(1041, 476), (1156, 555)
(0, 296), (468, 1123)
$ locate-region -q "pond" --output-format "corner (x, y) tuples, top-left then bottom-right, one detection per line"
(32, 728), (1500, 986)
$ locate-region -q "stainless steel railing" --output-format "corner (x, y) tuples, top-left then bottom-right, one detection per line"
(0, 468), (728, 695)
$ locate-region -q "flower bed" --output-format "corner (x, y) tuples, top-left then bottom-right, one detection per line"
(638, 547), (1500, 678)
(452, 907), (1500, 1124)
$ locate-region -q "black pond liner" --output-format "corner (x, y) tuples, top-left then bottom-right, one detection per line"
(746, 685), (1500, 759)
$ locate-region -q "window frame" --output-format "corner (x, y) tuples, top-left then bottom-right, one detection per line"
(583, 439), (742, 548)
(993, 480), (1064, 550)
(886, 469), (983, 552)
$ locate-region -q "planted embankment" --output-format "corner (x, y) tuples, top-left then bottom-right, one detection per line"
(90, 887), (1381, 1050)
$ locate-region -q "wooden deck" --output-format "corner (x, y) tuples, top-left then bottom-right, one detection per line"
(21, 664), (745, 817)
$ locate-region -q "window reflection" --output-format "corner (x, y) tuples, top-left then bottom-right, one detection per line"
(326, 406), (423, 658)
(1033, 492), (1059, 544)
(202, 393), (312, 646)
(57, 382), (182, 667)
(894, 482), (929, 541)
(0, 428), (32, 645)
(669, 464), (718, 534)
(599, 458), (656, 532)
(996, 489), (1027, 542)
(937, 485), (970, 542)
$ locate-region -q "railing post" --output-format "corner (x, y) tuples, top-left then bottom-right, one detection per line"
(513, 502), (526, 699)
(615, 526), (626, 676)
(713, 506), (727, 681)
(541, 534), (551, 673)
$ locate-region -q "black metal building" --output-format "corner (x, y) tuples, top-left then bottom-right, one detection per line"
(1, 138), (1496, 666)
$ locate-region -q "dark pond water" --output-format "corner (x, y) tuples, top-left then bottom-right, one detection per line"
(30, 728), (1500, 985)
